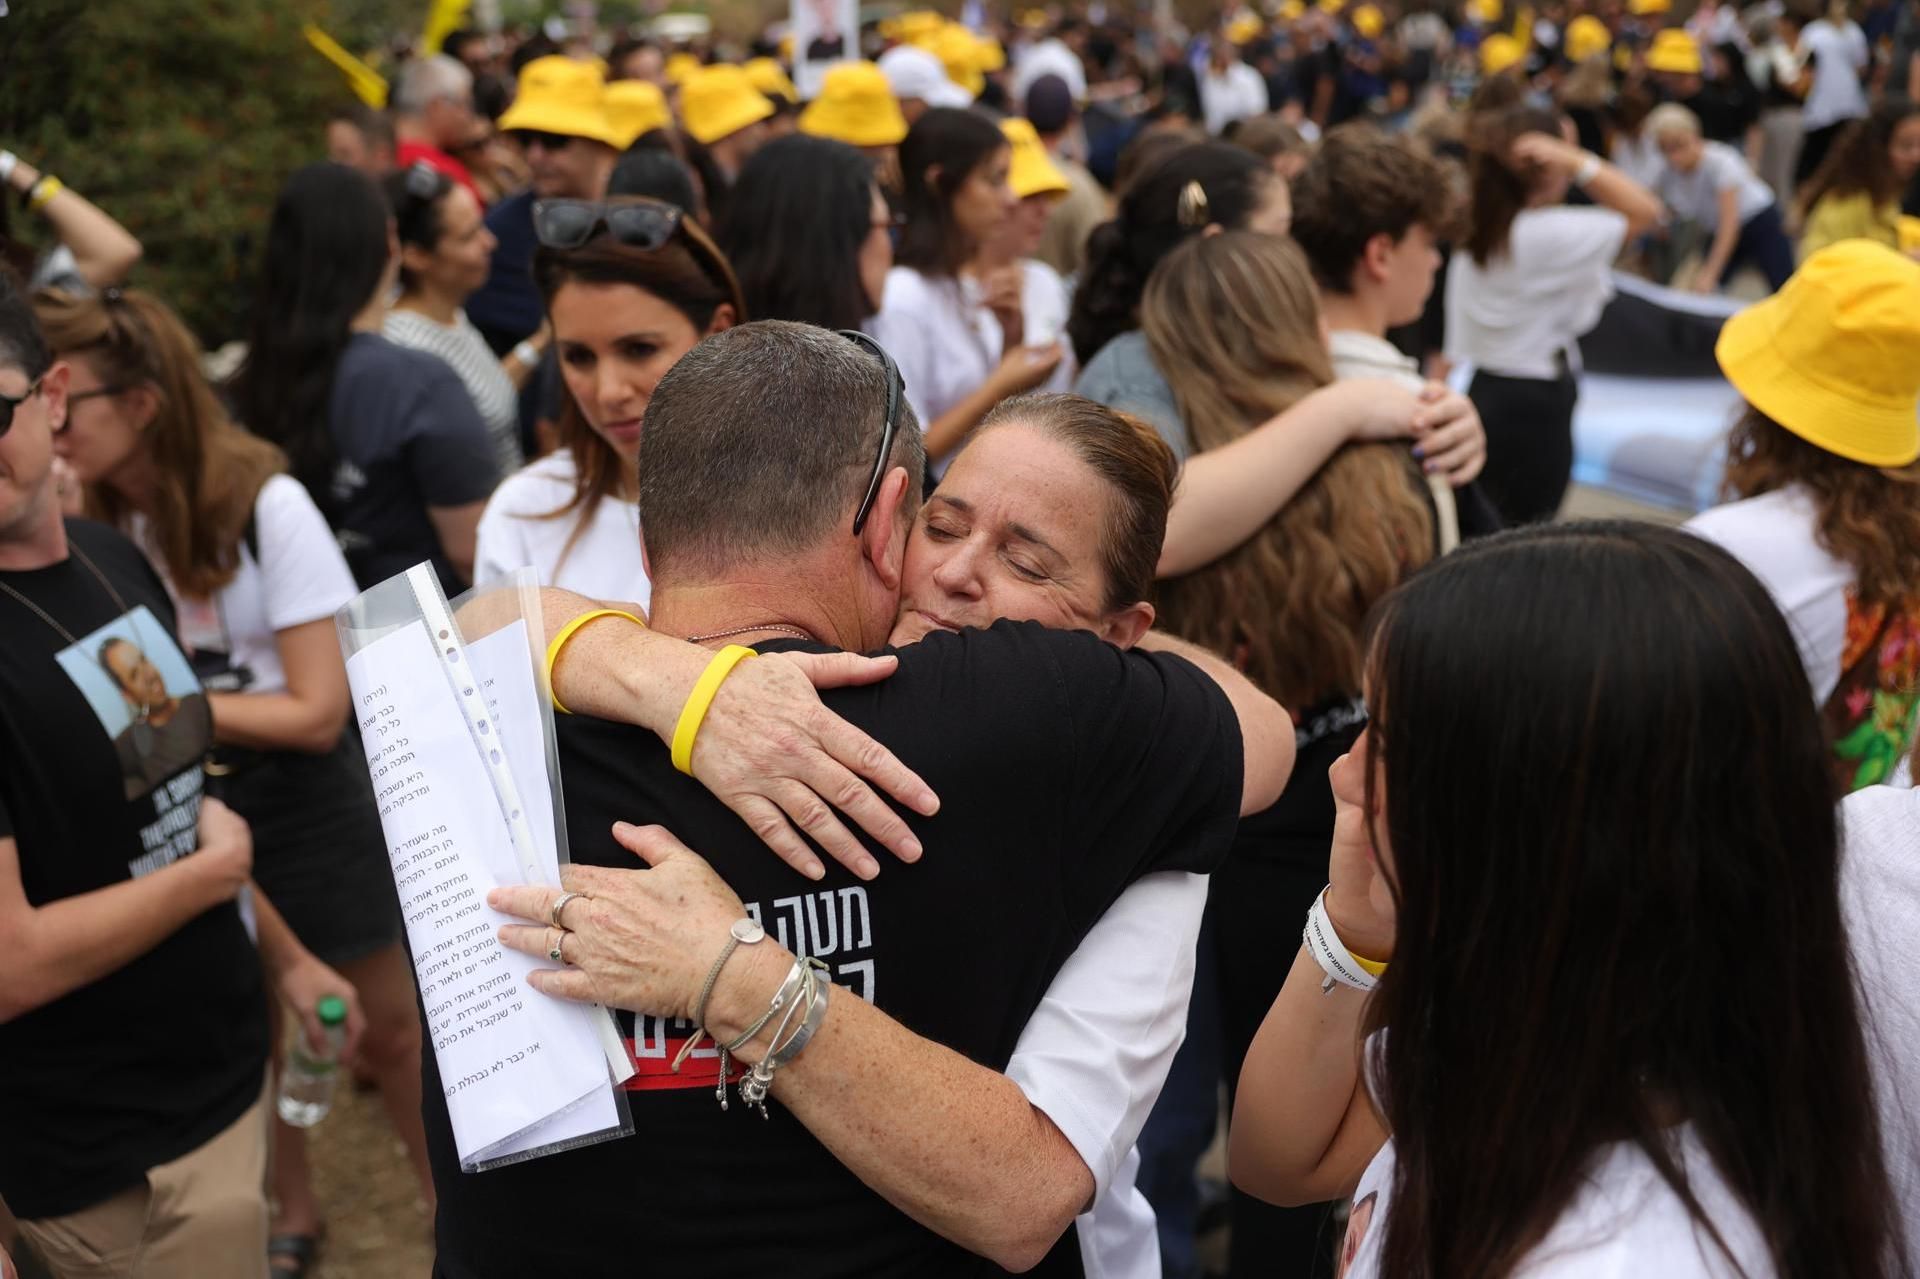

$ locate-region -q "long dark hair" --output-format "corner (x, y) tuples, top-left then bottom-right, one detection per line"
(532, 216), (745, 567)
(232, 163), (391, 511)
(1360, 521), (1900, 1279)
(895, 107), (1009, 278)
(1800, 100), (1920, 217)
(1464, 103), (1564, 266)
(382, 166), (454, 294)
(1067, 141), (1270, 365)
(720, 136), (880, 332)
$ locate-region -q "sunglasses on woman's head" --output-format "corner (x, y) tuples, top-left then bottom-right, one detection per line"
(532, 198), (685, 251)
(0, 376), (43, 440)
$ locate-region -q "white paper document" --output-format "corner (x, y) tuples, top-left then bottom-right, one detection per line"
(345, 606), (628, 1169)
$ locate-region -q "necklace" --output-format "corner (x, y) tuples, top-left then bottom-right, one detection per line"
(0, 541), (160, 748)
(684, 622), (816, 644)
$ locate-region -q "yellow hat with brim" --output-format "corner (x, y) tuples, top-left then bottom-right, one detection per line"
(1279, 0), (1306, 19)
(933, 24), (987, 96)
(665, 51), (702, 85)
(605, 80), (672, 148)
(1002, 117), (1069, 199)
(1628, 0), (1670, 14)
(799, 61), (910, 147)
(1480, 33), (1525, 75)
(1645, 29), (1702, 74)
(1565, 14), (1611, 63)
(1715, 241), (1920, 468)
(1318, 0), (1348, 14)
(746, 57), (799, 104)
(884, 10), (946, 42)
(679, 65), (777, 145)
(1227, 15), (1266, 44)
(976, 36), (1007, 72)
(498, 55), (623, 148)
(1467, 0), (1502, 23)
(1353, 5), (1385, 38)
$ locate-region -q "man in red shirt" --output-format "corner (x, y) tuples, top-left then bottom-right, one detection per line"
(392, 54), (486, 207)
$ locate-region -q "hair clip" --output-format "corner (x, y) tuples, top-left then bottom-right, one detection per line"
(1176, 180), (1211, 229)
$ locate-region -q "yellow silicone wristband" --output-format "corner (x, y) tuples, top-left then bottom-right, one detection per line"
(670, 645), (756, 775)
(27, 176), (62, 212)
(1352, 951), (1389, 978)
(544, 609), (645, 715)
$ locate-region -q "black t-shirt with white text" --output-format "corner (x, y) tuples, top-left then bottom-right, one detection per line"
(0, 520), (266, 1219)
(427, 620), (1243, 1276)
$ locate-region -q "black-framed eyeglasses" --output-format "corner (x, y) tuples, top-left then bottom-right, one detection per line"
(0, 375), (43, 439)
(66, 384), (129, 406)
(532, 197), (684, 251)
(838, 330), (904, 536)
(511, 129), (579, 152)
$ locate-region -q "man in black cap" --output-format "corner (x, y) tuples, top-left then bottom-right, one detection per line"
(1026, 74), (1109, 280)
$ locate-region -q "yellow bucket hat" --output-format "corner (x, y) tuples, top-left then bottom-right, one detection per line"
(1226, 15), (1266, 44)
(1467, 0), (1503, 23)
(885, 10), (946, 43)
(745, 57), (799, 104)
(498, 55), (623, 147)
(1279, 0), (1306, 19)
(1645, 28), (1702, 74)
(1716, 241), (1920, 467)
(665, 51), (702, 85)
(1353, 5), (1386, 38)
(605, 80), (672, 148)
(1628, 0), (1670, 14)
(1480, 33), (1525, 75)
(679, 65), (776, 145)
(1002, 118), (1069, 199)
(932, 24), (987, 96)
(1318, 0), (1348, 14)
(1564, 14), (1611, 63)
(798, 61), (910, 147)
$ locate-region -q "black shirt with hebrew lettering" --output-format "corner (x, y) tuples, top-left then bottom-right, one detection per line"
(426, 619), (1242, 1276)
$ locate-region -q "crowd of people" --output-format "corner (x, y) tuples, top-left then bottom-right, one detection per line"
(1, 0), (1918, 1276)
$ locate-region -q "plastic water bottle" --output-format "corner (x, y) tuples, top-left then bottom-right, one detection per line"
(276, 996), (349, 1127)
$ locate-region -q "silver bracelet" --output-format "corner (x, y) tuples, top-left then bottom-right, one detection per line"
(722, 958), (807, 1054)
(0, 152), (16, 188)
(737, 958), (831, 1118)
(510, 338), (541, 367)
(670, 917), (764, 1076)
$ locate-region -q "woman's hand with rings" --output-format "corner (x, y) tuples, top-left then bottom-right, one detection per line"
(491, 823), (788, 1030)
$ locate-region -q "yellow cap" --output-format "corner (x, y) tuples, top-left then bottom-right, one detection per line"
(1480, 33), (1525, 75)
(933, 24), (987, 96)
(975, 35), (1007, 72)
(679, 65), (776, 145)
(665, 51), (702, 85)
(1715, 241), (1920, 467)
(1898, 215), (1920, 254)
(498, 55), (623, 147)
(1016, 8), (1048, 29)
(884, 10), (946, 42)
(798, 61), (910, 147)
(1645, 28), (1701, 74)
(1226, 15), (1266, 44)
(1318, 0), (1348, 14)
(1467, 0), (1502, 23)
(1565, 14), (1611, 62)
(1353, 5), (1385, 37)
(779, 33), (796, 61)
(745, 57), (799, 103)
(1628, 0), (1670, 13)
(1279, 0), (1306, 19)
(605, 80), (672, 148)
(1003, 117), (1069, 199)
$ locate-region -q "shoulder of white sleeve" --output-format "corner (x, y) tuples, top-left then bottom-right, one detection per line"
(254, 474), (359, 628)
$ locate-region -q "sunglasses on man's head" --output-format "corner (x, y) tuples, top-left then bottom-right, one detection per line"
(511, 129), (578, 152)
(0, 376), (43, 440)
(837, 331), (905, 536)
(532, 198), (684, 251)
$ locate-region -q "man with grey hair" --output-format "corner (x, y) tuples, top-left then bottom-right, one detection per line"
(426, 321), (1291, 1275)
(392, 52), (485, 205)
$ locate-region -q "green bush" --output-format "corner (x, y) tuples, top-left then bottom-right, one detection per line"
(0, 0), (415, 345)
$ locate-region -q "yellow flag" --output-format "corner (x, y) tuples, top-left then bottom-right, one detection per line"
(303, 24), (389, 107)
(421, 0), (473, 55)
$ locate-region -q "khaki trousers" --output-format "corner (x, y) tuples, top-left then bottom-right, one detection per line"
(19, 1084), (269, 1279)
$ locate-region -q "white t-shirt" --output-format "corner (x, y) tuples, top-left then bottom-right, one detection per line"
(1326, 330), (1459, 554)
(473, 451), (651, 609)
(1199, 61), (1269, 136)
(1445, 205), (1629, 380)
(1006, 870), (1208, 1279)
(1610, 132), (1665, 192)
(1012, 37), (1088, 107)
(866, 267), (1003, 477)
(1656, 141), (1775, 230)
(1799, 20), (1869, 131)
(383, 308), (524, 478)
(1339, 1127), (1776, 1278)
(1839, 783), (1920, 1277)
(1684, 487), (1849, 704)
(132, 474), (359, 696)
(1020, 259), (1079, 393)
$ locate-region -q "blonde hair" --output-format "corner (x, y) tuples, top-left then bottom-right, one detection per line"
(1142, 231), (1436, 708)
(1646, 102), (1702, 141)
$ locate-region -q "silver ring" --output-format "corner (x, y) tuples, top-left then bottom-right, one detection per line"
(549, 890), (587, 929)
(547, 929), (566, 963)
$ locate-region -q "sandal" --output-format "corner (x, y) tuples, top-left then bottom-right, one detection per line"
(268, 1230), (324, 1278)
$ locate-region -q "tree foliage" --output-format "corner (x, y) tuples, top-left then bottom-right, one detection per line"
(0, 0), (414, 343)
